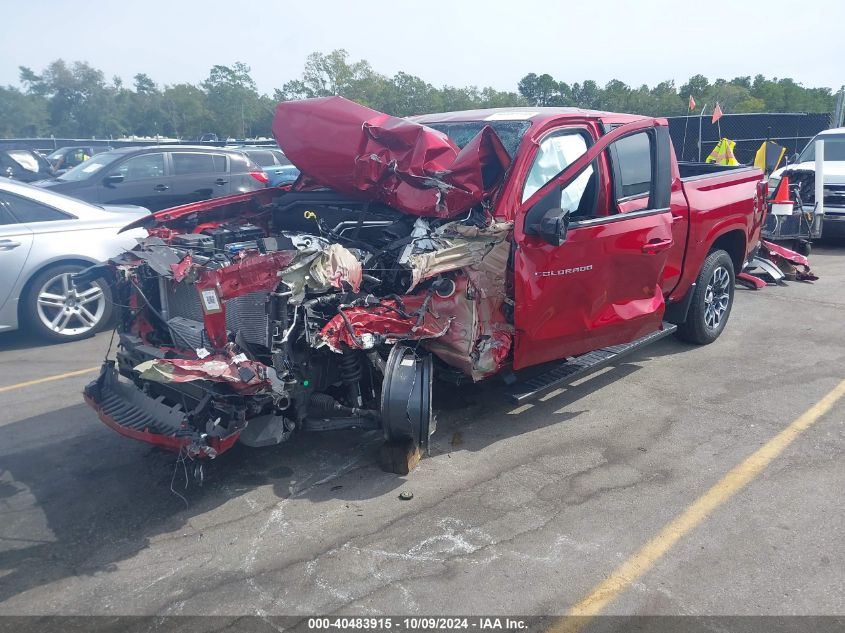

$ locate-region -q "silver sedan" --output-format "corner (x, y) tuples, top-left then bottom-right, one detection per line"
(0, 179), (148, 342)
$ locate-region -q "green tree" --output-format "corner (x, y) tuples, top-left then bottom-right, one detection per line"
(517, 73), (560, 106)
(0, 86), (48, 136)
(202, 62), (262, 138)
(18, 60), (120, 137)
(161, 83), (212, 139)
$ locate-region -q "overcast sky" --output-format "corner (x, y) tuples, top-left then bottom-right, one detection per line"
(2, 0), (842, 95)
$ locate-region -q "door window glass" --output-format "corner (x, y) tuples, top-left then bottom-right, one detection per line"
(0, 193), (73, 223)
(115, 153), (166, 181)
(212, 154), (227, 172)
(172, 152), (226, 175)
(523, 132), (589, 202)
(0, 205), (17, 225)
(612, 132), (652, 199)
(245, 151), (275, 167)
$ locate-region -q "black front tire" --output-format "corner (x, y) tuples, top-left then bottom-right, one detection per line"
(675, 249), (735, 345)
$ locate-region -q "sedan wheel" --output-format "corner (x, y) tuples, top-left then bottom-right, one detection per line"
(24, 264), (113, 342)
(36, 272), (105, 336)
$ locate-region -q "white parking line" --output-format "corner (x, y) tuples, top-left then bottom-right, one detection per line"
(540, 388), (566, 401)
(507, 404), (534, 415)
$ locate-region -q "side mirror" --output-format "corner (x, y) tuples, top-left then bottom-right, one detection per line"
(538, 207), (570, 246)
(524, 185), (572, 246)
(103, 173), (124, 186)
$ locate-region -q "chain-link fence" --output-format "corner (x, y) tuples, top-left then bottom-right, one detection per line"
(666, 112), (833, 165)
(3, 111), (840, 165)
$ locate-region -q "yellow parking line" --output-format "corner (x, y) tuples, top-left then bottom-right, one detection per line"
(0, 366), (99, 394)
(550, 377), (845, 633)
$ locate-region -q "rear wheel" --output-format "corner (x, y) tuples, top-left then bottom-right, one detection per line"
(675, 250), (735, 345)
(23, 263), (112, 342)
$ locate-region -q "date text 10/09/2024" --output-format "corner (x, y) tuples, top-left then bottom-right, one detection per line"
(307, 618), (529, 630)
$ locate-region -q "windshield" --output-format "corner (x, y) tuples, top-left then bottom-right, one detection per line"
(46, 148), (65, 160)
(797, 135), (845, 162)
(58, 152), (118, 181)
(424, 120), (531, 159)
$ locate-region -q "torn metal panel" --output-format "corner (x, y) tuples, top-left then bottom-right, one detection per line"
(170, 253), (192, 282)
(129, 237), (182, 277)
(736, 271), (767, 290)
(135, 355), (271, 394)
(306, 243), (363, 294)
(760, 240), (818, 282)
(195, 250), (298, 299)
(405, 220), (512, 290)
(272, 96), (511, 218)
(318, 296), (452, 353)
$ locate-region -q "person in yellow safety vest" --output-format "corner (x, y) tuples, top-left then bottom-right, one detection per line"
(73, 149), (90, 165)
(705, 138), (739, 166)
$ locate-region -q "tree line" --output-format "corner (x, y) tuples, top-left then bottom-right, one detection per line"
(0, 49), (837, 140)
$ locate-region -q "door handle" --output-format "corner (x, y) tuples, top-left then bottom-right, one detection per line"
(215, 178), (228, 186)
(642, 238), (673, 254)
(0, 239), (21, 250)
(154, 184), (170, 191)
(671, 214), (685, 223)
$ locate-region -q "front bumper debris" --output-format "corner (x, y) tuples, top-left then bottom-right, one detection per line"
(83, 361), (241, 457)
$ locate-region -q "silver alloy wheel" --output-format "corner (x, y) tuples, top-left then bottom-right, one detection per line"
(36, 272), (105, 336)
(703, 265), (731, 329)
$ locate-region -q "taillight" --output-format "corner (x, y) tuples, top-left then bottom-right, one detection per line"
(249, 170), (269, 184)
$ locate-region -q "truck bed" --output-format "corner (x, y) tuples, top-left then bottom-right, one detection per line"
(677, 161), (758, 181)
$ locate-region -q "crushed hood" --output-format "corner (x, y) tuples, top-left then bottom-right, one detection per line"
(272, 96), (512, 218)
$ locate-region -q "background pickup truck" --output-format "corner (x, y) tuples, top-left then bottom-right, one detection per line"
(82, 98), (765, 474)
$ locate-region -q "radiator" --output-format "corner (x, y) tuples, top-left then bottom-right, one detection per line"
(162, 281), (269, 348)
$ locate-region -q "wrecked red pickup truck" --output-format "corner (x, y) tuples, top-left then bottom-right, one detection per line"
(81, 97), (765, 473)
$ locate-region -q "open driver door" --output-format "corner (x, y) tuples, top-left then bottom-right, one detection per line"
(512, 119), (675, 371)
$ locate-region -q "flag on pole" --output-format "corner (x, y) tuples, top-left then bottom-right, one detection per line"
(688, 95), (696, 111)
(712, 102), (723, 124)
(753, 140), (786, 175)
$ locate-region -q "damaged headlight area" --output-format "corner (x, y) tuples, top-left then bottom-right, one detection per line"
(84, 190), (514, 463)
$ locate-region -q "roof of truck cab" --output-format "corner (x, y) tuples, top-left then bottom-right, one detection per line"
(815, 127), (845, 137)
(410, 107), (651, 126)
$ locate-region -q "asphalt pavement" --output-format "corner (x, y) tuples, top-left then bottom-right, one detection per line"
(1, 245), (843, 618)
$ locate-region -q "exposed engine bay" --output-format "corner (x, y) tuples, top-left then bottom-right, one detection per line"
(82, 96), (521, 467)
(84, 181), (514, 464)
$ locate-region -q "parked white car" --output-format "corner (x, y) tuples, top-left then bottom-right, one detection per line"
(769, 127), (845, 238)
(0, 179), (148, 341)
